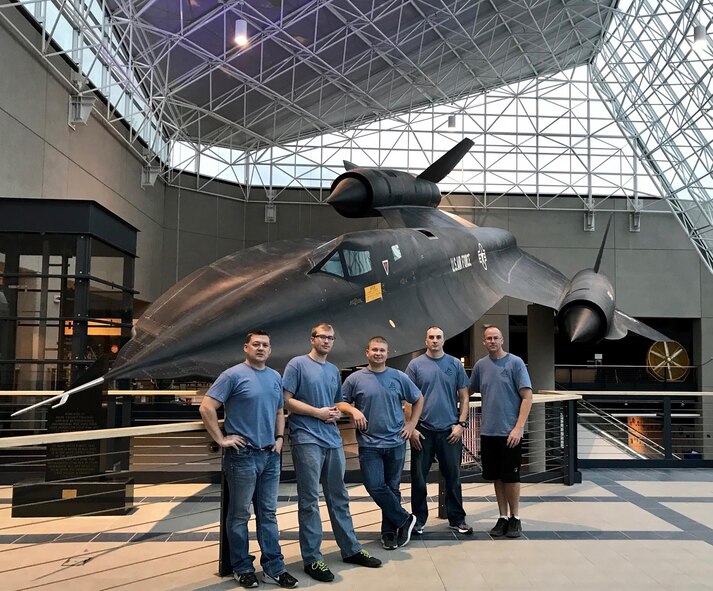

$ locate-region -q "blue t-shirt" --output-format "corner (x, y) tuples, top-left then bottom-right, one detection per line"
(206, 362), (284, 449)
(282, 354), (343, 448)
(406, 353), (469, 431)
(470, 353), (531, 436)
(342, 367), (422, 448)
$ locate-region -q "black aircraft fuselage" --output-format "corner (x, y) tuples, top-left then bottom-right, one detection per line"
(13, 139), (670, 415)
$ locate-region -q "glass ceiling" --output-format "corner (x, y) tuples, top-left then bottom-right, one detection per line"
(1, 0), (711, 273)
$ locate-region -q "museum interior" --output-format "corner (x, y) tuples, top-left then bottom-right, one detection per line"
(1, 0), (713, 589)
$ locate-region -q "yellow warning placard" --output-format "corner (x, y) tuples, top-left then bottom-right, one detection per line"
(364, 282), (383, 303)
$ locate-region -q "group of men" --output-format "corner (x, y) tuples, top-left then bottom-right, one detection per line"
(200, 324), (533, 589)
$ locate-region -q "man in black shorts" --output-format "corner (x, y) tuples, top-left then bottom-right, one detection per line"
(469, 326), (533, 538)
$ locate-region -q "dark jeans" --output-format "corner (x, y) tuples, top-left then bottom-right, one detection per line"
(358, 444), (410, 535)
(410, 426), (465, 526)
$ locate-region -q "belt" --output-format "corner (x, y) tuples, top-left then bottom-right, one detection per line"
(225, 436), (274, 452)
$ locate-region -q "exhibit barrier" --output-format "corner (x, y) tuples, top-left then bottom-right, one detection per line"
(543, 390), (713, 468)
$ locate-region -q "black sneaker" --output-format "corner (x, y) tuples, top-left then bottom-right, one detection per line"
(489, 517), (509, 537)
(263, 571), (299, 588)
(414, 522), (425, 535)
(505, 516), (522, 538)
(381, 532), (398, 550)
(343, 549), (382, 568)
(235, 572), (259, 588)
(448, 521), (473, 535)
(303, 560), (334, 582)
(396, 513), (417, 548)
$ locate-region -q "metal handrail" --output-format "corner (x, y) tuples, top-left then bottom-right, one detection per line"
(577, 398), (680, 459)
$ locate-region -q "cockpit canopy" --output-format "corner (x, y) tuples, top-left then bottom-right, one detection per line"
(309, 238), (373, 279)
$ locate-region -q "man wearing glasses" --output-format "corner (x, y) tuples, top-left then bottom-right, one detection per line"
(283, 323), (382, 583)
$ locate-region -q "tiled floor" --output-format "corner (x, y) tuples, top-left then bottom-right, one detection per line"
(2, 469), (713, 590)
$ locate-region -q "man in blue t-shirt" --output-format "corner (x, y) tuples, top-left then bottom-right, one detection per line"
(199, 330), (298, 589)
(283, 323), (382, 582)
(338, 336), (424, 551)
(406, 326), (472, 535)
(469, 325), (533, 539)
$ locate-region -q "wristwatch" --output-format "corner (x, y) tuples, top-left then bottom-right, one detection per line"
(458, 420), (469, 428)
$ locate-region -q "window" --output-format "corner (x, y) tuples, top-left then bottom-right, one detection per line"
(320, 252), (344, 277)
(343, 250), (371, 276)
(311, 246), (372, 278)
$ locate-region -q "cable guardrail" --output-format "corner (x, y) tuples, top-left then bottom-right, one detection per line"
(577, 398), (672, 460)
(0, 391), (582, 589)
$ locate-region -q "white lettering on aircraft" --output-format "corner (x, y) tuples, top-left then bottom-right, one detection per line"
(450, 253), (472, 272)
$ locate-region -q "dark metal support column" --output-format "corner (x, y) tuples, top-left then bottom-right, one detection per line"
(663, 396), (673, 459)
(219, 455), (231, 577)
(563, 400), (581, 485)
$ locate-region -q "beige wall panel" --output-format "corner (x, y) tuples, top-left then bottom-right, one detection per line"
(160, 228), (179, 291)
(615, 249), (701, 317)
(42, 72), (72, 156)
(175, 231), (219, 280)
(176, 188), (219, 236)
(216, 198), (244, 240)
(41, 143), (69, 198)
(701, 262), (713, 318)
(67, 118), (126, 193)
(0, 109), (45, 196)
(0, 25), (47, 137)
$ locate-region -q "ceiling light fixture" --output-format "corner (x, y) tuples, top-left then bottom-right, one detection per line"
(235, 18), (248, 46)
(693, 24), (708, 51)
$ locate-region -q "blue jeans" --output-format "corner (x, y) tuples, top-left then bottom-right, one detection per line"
(292, 444), (361, 563)
(224, 447), (285, 577)
(359, 444), (410, 535)
(410, 426), (465, 526)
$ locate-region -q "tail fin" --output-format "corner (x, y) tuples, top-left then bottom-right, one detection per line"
(593, 214), (613, 273)
(417, 138), (474, 183)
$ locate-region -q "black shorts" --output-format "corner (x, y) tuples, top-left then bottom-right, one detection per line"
(480, 435), (522, 483)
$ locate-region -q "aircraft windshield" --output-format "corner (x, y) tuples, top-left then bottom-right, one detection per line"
(311, 247), (372, 278)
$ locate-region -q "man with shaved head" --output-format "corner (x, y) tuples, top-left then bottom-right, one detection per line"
(470, 325), (533, 539)
(406, 326), (472, 535)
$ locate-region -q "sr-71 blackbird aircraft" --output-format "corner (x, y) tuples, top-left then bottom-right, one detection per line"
(14, 139), (668, 415)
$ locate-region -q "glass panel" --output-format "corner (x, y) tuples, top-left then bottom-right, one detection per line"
(87, 280), (129, 318)
(90, 239), (127, 285)
(343, 250), (371, 277)
(319, 252), (344, 277)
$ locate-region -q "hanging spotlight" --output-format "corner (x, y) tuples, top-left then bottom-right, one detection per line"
(447, 114), (457, 128)
(693, 24), (708, 51)
(235, 18), (248, 46)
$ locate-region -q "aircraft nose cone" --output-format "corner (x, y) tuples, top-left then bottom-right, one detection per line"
(327, 177), (369, 216)
(561, 305), (603, 343)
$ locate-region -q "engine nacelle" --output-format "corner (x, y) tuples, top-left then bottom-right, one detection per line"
(327, 169), (441, 218)
(557, 269), (616, 343)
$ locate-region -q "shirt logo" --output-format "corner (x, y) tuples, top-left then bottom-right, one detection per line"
(388, 381), (399, 393)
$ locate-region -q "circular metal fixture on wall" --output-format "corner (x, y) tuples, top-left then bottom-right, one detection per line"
(646, 340), (690, 382)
